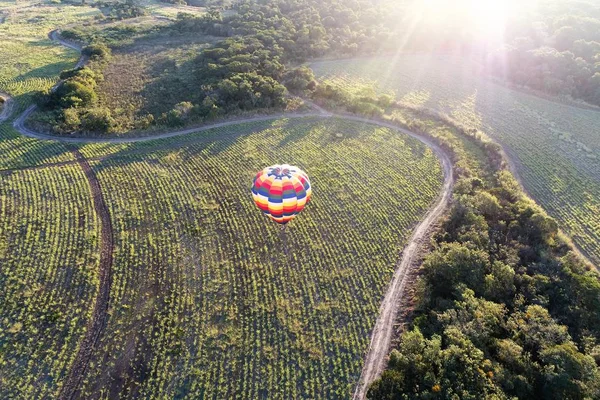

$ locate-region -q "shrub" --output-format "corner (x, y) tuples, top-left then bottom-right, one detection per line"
(80, 107), (114, 132)
(283, 66), (318, 94)
(82, 43), (111, 60)
(61, 108), (82, 131)
(57, 81), (98, 108)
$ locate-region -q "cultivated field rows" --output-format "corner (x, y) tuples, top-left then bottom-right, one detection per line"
(0, 110), (445, 397)
(74, 118), (443, 398)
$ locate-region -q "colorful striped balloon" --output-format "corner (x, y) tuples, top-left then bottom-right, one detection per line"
(251, 164), (312, 225)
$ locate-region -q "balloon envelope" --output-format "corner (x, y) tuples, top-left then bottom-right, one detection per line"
(251, 164), (312, 225)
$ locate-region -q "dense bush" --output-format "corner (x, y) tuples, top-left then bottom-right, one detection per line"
(82, 43), (111, 59)
(312, 82), (389, 117)
(160, 101), (194, 127)
(91, 1), (147, 21)
(39, 45), (114, 133)
(282, 66), (318, 94)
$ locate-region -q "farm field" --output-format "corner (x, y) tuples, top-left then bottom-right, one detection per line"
(311, 55), (600, 265)
(2, 0), (600, 399)
(0, 8), (102, 387)
(0, 163), (100, 398)
(0, 116), (444, 398)
(69, 117), (443, 398)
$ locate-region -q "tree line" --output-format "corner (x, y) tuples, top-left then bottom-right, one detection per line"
(490, 3), (600, 106)
(36, 0), (399, 134)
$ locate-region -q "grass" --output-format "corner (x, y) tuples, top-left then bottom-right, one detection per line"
(0, 7), (101, 386)
(311, 54), (600, 266)
(0, 0), (100, 104)
(138, 0), (205, 19)
(0, 0), (100, 171)
(0, 110), (445, 397)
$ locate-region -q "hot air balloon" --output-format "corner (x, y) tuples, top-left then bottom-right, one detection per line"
(251, 164), (312, 225)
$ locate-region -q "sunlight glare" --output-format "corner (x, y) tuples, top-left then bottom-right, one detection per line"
(470, 0), (511, 37)
(421, 0), (517, 40)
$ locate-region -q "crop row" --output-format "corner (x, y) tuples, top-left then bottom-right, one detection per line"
(0, 123), (75, 170)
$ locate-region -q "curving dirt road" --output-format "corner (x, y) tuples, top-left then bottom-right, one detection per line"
(11, 30), (455, 400)
(344, 116), (453, 400)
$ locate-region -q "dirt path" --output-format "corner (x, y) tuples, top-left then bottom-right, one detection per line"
(344, 117), (453, 400)
(12, 30), (455, 399)
(15, 109), (329, 143)
(57, 148), (114, 400)
(49, 29), (83, 53)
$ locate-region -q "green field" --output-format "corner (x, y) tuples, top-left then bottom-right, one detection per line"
(0, 16), (98, 388)
(0, 0), (102, 171)
(311, 55), (600, 265)
(0, 164), (100, 398)
(0, 0), (100, 105)
(0, 117), (444, 398)
(0, 4), (444, 397)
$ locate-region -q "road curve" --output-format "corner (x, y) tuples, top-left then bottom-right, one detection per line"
(49, 30), (81, 51)
(13, 30), (455, 399)
(300, 102), (454, 399)
(349, 118), (453, 400)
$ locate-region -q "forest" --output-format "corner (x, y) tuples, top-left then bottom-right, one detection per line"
(492, 2), (600, 106)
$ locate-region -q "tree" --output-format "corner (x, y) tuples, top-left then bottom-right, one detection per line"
(423, 243), (490, 299)
(540, 343), (600, 400)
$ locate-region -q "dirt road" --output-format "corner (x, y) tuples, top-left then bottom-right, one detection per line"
(350, 118), (453, 399)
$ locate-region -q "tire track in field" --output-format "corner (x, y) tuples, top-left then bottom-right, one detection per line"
(57, 148), (114, 400)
